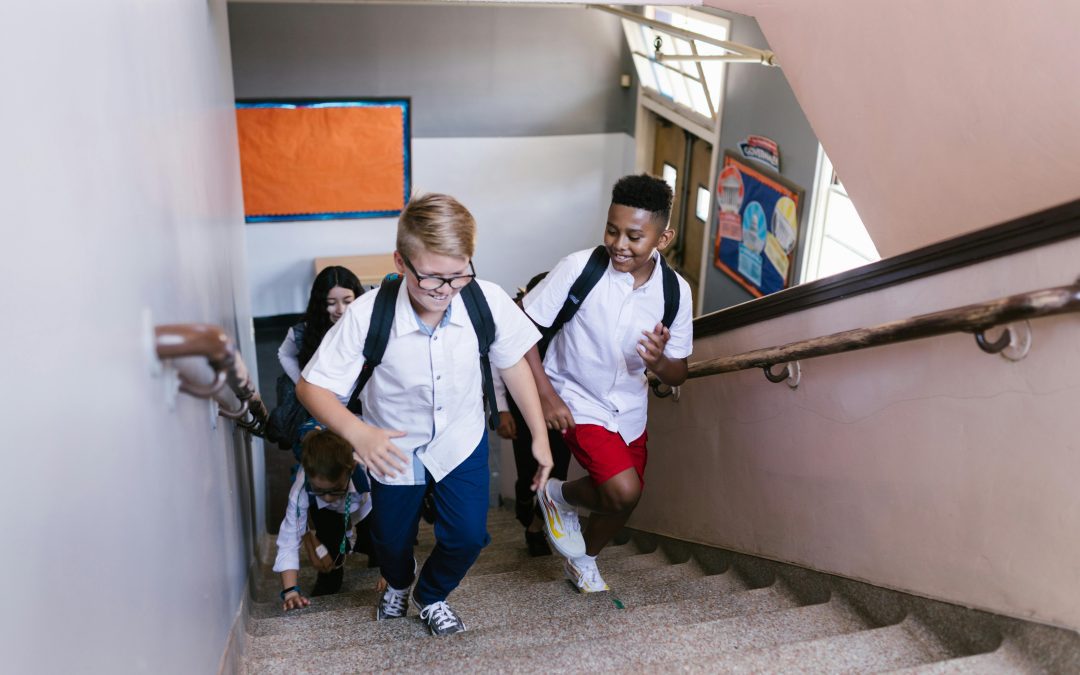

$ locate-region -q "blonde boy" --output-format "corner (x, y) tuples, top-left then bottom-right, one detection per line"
(297, 193), (552, 635)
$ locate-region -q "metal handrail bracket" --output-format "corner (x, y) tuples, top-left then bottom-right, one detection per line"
(155, 324), (268, 435)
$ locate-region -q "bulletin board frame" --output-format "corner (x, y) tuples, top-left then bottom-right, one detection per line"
(713, 150), (805, 297)
(235, 98), (411, 223)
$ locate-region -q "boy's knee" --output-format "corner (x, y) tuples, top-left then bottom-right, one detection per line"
(439, 522), (490, 554)
(600, 477), (641, 513)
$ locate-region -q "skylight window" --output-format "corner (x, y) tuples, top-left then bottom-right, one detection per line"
(620, 7), (732, 125)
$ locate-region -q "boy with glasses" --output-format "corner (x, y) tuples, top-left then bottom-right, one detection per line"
(297, 193), (552, 635)
(274, 428), (373, 610)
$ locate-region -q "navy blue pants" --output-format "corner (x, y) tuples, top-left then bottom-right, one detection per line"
(369, 435), (490, 606)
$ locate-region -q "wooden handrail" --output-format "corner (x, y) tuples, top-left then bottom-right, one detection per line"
(656, 280), (1080, 387)
(155, 323), (268, 435)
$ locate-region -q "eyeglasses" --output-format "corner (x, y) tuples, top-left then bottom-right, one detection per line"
(401, 254), (476, 291)
(307, 482), (350, 498)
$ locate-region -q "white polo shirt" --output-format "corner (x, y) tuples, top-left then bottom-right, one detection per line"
(302, 278), (540, 485)
(523, 248), (693, 443)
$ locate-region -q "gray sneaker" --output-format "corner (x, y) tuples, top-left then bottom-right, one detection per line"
(376, 585), (409, 620)
(417, 598), (466, 636)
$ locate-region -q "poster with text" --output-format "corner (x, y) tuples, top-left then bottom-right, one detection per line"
(714, 151), (804, 297)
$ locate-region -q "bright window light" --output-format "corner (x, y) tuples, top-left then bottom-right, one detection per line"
(620, 7), (731, 126)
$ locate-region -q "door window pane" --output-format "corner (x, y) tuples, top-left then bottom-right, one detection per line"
(662, 163), (678, 194)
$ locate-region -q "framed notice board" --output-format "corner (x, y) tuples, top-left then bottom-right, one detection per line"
(713, 150), (805, 297)
(235, 99), (411, 223)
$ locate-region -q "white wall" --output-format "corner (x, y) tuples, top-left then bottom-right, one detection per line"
(0, 1), (258, 672)
(635, 236), (1080, 631)
(247, 132), (636, 316)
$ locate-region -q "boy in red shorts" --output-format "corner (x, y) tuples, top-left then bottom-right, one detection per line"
(524, 174), (693, 591)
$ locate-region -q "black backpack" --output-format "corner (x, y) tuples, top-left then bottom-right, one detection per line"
(538, 246), (681, 358)
(345, 275), (501, 430)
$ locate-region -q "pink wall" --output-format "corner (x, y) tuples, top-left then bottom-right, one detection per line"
(633, 237), (1080, 630)
(707, 0), (1080, 256)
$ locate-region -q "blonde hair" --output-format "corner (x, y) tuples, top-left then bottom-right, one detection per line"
(396, 193), (477, 260)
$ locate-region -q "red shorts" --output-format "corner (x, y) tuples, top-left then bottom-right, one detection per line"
(563, 424), (648, 487)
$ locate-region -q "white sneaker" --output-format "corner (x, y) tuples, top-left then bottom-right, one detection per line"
(536, 480), (586, 559)
(564, 557), (609, 593)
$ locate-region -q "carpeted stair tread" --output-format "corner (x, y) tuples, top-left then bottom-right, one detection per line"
(248, 559), (724, 639)
(252, 540), (648, 604)
(250, 548), (670, 617)
(653, 616), (958, 675)
(395, 597), (871, 674)
(245, 581), (803, 667)
(880, 642), (1043, 674)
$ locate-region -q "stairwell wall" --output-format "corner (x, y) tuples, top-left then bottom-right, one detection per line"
(633, 235), (1080, 631)
(227, 3), (639, 317)
(0, 1), (259, 672)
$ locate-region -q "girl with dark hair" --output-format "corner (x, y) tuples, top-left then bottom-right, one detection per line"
(274, 267), (380, 577)
(278, 265), (365, 385)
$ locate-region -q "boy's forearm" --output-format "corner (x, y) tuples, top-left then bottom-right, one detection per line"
(652, 355), (689, 387)
(500, 358), (549, 443)
(296, 378), (369, 446)
(523, 346), (557, 397)
(280, 568), (299, 591)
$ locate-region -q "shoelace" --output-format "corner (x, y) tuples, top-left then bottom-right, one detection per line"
(420, 601), (459, 631)
(561, 506), (582, 534)
(582, 565), (605, 588)
(381, 588), (408, 615)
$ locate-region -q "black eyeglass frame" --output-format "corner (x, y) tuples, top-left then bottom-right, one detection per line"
(400, 254), (477, 291)
(305, 480), (351, 498)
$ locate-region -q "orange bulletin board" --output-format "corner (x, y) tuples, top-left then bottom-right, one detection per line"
(236, 99), (410, 222)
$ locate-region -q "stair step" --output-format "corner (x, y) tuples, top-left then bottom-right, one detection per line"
(393, 596), (871, 674)
(250, 547), (667, 619)
(653, 616), (957, 675)
(246, 575), (791, 670)
(248, 558), (722, 638)
(252, 540), (647, 605)
(881, 640), (1041, 674)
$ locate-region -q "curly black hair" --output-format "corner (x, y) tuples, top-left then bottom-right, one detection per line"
(611, 174), (673, 227)
(298, 266), (364, 369)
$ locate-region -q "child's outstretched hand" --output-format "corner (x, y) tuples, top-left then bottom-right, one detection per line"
(496, 411), (517, 440)
(282, 590), (310, 612)
(530, 435), (553, 493)
(637, 322), (671, 370)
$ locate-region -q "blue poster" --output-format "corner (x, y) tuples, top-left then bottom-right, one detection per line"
(714, 152), (803, 297)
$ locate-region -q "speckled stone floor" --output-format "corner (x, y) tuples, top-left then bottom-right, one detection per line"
(241, 507), (1080, 674)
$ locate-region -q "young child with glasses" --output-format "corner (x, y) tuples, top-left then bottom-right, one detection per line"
(273, 428), (373, 611)
(297, 193), (552, 636)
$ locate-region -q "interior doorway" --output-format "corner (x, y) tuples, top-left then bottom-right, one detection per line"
(651, 117), (713, 310)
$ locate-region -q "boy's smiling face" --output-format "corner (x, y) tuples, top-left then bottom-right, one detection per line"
(604, 204), (674, 285)
(395, 249), (473, 323)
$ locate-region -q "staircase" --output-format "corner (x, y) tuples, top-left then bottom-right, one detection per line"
(241, 508), (1079, 673)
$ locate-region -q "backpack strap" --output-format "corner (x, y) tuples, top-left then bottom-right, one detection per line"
(346, 275), (402, 415)
(459, 280), (500, 430)
(540, 245), (609, 357)
(350, 464), (371, 494)
(657, 253), (681, 329)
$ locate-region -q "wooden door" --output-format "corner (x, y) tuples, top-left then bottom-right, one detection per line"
(679, 136), (712, 310)
(651, 116), (711, 313)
